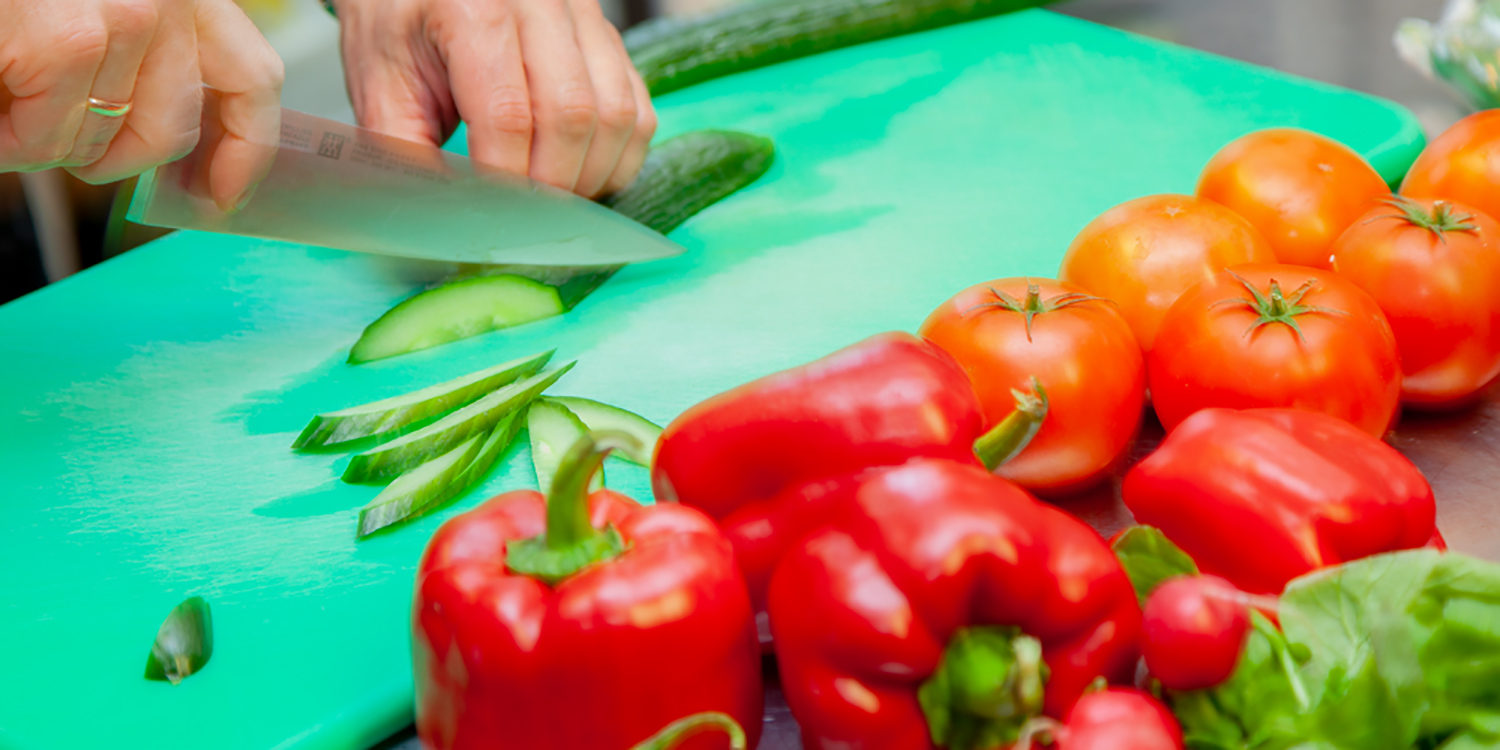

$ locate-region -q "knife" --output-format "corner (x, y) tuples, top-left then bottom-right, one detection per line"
(127, 103), (685, 266)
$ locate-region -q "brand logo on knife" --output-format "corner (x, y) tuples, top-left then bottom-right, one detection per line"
(318, 132), (346, 160)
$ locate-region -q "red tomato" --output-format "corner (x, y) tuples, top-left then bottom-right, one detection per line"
(1142, 575), (1250, 691)
(1331, 198), (1500, 409)
(1058, 194), (1277, 350)
(1198, 128), (1389, 269)
(1056, 689), (1185, 750)
(1148, 264), (1401, 436)
(1402, 110), (1500, 223)
(920, 278), (1145, 495)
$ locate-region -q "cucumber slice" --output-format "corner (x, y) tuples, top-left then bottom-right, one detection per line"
(348, 130), (776, 364)
(542, 396), (662, 466)
(625, 0), (1049, 96)
(357, 432), (488, 538)
(435, 407), (527, 502)
(343, 363), (573, 484)
(293, 350), (553, 449)
(528, 399), (603, 495)
(348, 275), (565, 364)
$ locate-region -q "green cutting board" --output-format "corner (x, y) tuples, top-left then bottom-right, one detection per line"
(0, 10), (1422, 750)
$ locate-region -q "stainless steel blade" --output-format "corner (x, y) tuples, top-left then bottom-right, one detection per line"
(127, 106), (685, 266)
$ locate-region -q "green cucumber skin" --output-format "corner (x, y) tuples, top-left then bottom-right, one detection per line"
(527, 399), (601, 496)
(348, 275), (565, 364)
(293, 351), (552, 450)
(625, 0), (1049, 96)
(348, 129), (776, 364)
(430, 408), (527, 505)
(357, 433), (487, 538)
(543, 396), (662, 467)
(342, 363), (573, 484)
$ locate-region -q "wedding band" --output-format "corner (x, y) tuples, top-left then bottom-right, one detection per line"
(86, 97), (133, 118)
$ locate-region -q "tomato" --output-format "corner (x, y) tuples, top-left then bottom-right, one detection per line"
(1330, 198), (1500, 409)
(1402, 109), (1500, 223)
(1058, 194), (1276, 350)
(919, 278), (1145, 495)
(1147, 264), (1401, 436)
(1142, 576), (1249, 691)
(1197, 128), (1389, 269)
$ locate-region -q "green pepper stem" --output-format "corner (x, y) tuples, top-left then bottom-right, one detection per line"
(630, 712), (746, 750)
(545, 430), (641, 550)
(973, 378), (1049, 472)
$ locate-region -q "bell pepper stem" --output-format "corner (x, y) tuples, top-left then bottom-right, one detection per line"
(1013, 716), (1065, 750)
(917, 626), (1049, 750)
(630, 712), (746, 750)
(973, 378), (1049, 472)
(505, 430), (643, 585)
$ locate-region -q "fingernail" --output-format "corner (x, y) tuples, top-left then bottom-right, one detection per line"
(231, 185), (258, 213)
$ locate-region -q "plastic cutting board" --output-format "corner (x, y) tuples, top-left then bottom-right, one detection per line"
(0, 10), (1424, 749)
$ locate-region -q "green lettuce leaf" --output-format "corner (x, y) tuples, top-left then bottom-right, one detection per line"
(1112, 525), (1200, 608)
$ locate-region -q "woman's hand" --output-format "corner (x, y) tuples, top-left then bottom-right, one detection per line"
(0, 0), (284, 211)
(334, 0), (656, 198)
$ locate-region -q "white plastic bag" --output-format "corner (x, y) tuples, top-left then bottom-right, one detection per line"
(1396, 0), (1500, 111)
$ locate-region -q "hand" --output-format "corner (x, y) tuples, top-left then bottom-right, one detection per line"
(334, 0), (656, 198)
(0, 0), (284, 211)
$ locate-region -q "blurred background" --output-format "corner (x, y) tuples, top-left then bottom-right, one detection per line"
(0, 0), (1467, 304)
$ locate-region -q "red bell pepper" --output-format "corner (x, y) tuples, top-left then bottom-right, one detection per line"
(1122, 407), (1439, 596)
(412, 432), (763, 750)
(654, 332), (1041, 616)
(769, 458), (1141, 749)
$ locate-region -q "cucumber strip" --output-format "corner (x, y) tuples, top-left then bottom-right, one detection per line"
(348, 275), (565, 364)
(293, 350), (553, 449)
(528, 399), (604, 496)
(348, 130), (776, 363)
(624, 0), (1050, 97)
(433, 407), (527, 503)
(343, 363), (574, 484)
(542, 396), (662, 467)
(357, 432), (488, 538)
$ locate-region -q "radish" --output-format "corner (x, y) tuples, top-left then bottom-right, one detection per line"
(1142, 575), (1251, 690)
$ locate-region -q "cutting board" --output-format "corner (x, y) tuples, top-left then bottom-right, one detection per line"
(0, 10), (1424, 749)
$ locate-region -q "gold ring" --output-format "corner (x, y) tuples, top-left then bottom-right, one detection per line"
(87, 97), (132, 118)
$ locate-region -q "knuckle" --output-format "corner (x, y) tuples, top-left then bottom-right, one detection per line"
(595, 92), (637, 133)
(540, 85), (597, 136)
(108, 0), (160, 38)
(635, 103), (659, 141)
(485, 88), (534, 137)
(50, 22), (110, 64)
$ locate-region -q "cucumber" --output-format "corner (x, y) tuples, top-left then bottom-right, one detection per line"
(624, 0), (1050, 96)
(357, 432), (488, 538)
(348, 275), (565, 364)
(347, 130), (775, 363)
(292, 350), (552, 449)
(343, 363), (573, 483)
(436, 407), (527, 501)
(543, 396), (662, 467)
(527, 399), (604, 495)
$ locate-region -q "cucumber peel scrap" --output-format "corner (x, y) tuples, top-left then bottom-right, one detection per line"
(544, 396), (662, 466)
(144, 597), (212, 685)
(293, 350), (552, 449)
(529, 397), (664, 493)
(342, 363), (574, 484)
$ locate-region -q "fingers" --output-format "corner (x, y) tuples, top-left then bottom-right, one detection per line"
(193, 0), (283, 210)
(600, 41), (656, 196)
(428, 2), (532, 175)
(67, 0), (202, 185)
(514, 0), (597, 192)
(0, 2), (108, 171)
(567, 1), (635, 198)
(66, 0), (159, 166)
(343, 0), (458, 151)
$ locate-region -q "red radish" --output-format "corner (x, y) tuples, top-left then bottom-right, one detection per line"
(1018, 688), (1185, 750)
(1142, 575), (1251, 690)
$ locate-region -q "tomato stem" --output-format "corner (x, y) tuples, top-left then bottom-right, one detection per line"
(1212, 270), (1348, 343)
(961, 281), (1109, 342)
(630, 712), (746, 750)
(1370, 196), (1478, 241)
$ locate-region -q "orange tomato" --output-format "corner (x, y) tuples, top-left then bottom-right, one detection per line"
(920, 278), (1145, 495)
(1147, 264), (1401, 437)
(1197, 128), (1389, 269)
(1402, 110), (1500, 223)
(1330, 198), (1500, 409)
(1058, 194), (1277, 350)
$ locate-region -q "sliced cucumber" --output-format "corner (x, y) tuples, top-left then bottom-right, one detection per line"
(348, 275), (565, 364)
(625, 0), (1049, 96)
(293, 350), (552, 449)
(347, 130), (776, 364)
(542, 396), (662, 466)
(357, 432), (488, 538)
(434, 407), (527, 502)
(343, 363), (573, 483)
(528, 399), (603, 495)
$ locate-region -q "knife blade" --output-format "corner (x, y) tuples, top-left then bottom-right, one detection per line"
(126, 104), (685, 266)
